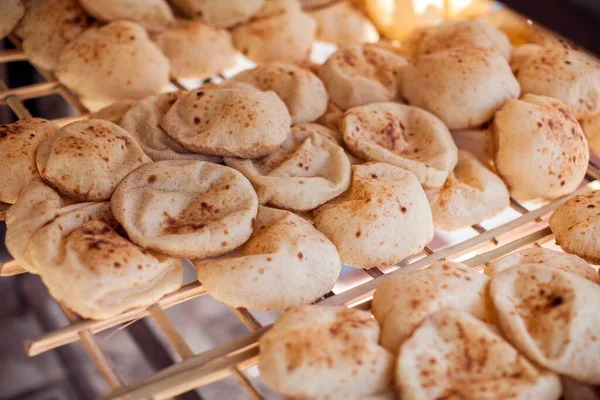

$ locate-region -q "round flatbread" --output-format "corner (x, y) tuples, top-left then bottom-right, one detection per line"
(170, 0), (264, 28)
(396, 310), (562, 400)
(401, 47), (519, 130)
(309, 1), (379, 45)
(29, 201), (182, 320)
(160, 87), (290, 158)
(36, 119), (151, 201)
(549, 191), (600, 264)
(317, 44), (407, 110)
(92, 100), (137, 124)
(426, 150), (509, 231)
(581, 112), (600, 157)
(372, 260), (494, 353)
(340, 102), (458, 188)
(314, 162), (434, 269)
(79, 0), (174, 27)
(493, 94), (588, 202)
(111, 160), (258, 259)
(17, 0), (90, 71)
(0, 118), (58, 204)
(227, 63), (328, 125)
(56, 21), (170, 111)
(484, 248), (599, 284)
(259, 305), (394, 399)
(0, 0), (24, 40)
(225, 123), (351, 211)
(194, 206), (340, 311)
(491, 264), (600, 384)
(119, 92), (220, 163)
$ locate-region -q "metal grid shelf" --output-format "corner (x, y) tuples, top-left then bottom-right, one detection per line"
(0, 34), (599, 400)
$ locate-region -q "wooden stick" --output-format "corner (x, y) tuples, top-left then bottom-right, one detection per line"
(26, 282), (206, 356)
(0, 260), (27, 276)
(149, 305), (194, 359)
(0, 48), (27, 63)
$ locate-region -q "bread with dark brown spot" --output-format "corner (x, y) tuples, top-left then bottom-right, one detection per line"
(170, 0), (264, 28)
(79, 0), (173, 27)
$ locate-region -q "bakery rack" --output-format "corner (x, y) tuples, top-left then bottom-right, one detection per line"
(1, 9), (600, 399)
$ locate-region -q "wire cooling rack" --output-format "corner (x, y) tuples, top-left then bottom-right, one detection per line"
(1, 33), (599, 400)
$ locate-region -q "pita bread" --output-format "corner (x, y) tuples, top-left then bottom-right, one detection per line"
(493, 94), (589, 202)
(581, 112), (600, 157)
(562, 377), (600, 400)
(152, 20), (237, 79)
(510, 44), (543, 74)
(28, 202), (182, 320)
(56, 21), (170, 112)
(36, 119), (151, 202)
(17, 0), (90, 70)
(227, 63), (328, 125)
(170, 0), (264, 28)
(79, 0), (174, 27)
(119, 92), (220, 163)
(340, 102), (458, 188)
(314, 162), (433, 269)
(309, 1), (379, 45)
(426, 150), (509, 231)
(259, 305), (394, 399)
(317, 102), (344, 131)
(401, 47), (519, 130)
(317, 44), (407, 110)
(111, 160), (258, 259)
(194, 206), (340, 310)
(403, 19), (512, 60)
(450, 127), (495, 166)
(298, 0), (338, 10)
(5, 179), (84, 274)
(518, 48), (600, 119)
(549, 191), (600, 264)
(0, 118), (58, 204)
(224, 124), (350, 211)
(231, 4), (315, 64)
(396, 310), (562, 400)
(92, 100), (137, 124)
(160, 87), (290, 158)
(490, 264), (600, 384)
(307, 122), (363, 164)
(484, 248), (599, 284)
(372, 261), (494, 353)
(0, 0), (24, 39)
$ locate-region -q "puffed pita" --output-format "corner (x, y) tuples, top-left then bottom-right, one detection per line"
(401, 47), (519, 130)
(79, 0), (174, 27)
(194, 206), (340, 310)
(581, 112), (600, 157)
(426, 150), (509, 231)
(396, 310), (562, 400)
(92, 100), (137, 124)
(314, 162), (434, 269)
(36, 119), (152, 202)
(170, 0), (264, 28)
(225, 124), (350, 211)
(307, 122), (363, 164)
(17, 0), (90, 70)
(227, 63), (328, 125)
(28, 201), (182, 320)
(372, 261), (494, 353)
(340, 102), (458, 188)
(5, 179), (84, 274)
(56, 21), (170, 112)
(152, 20), (237, 79)
(231, 3), (315, 64)
(484, 248), (599, 284)
(0, 118), (58, 204)
(518, 48), (600, 119)
(450, 127), (495, 166)
(0, 0), (24, 40)
(119, 92), (220, 163)
(493, 95), (589, 201)
(510, 43), (543, 74)
(309, 1), (379, 45)
(549, 191), (600, 264)
(562, 377), (600, 400)
(259, 305), (394, 399)
(403, 19), (512, 60)
(317, 44), (407, 110)
(112, 160), (258, 259)
(490, 264), (600, 384)
(160, 87), (290, 158)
